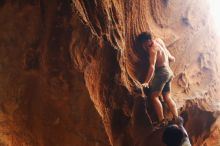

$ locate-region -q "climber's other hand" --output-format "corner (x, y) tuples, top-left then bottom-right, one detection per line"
(142, 83), (149, 88)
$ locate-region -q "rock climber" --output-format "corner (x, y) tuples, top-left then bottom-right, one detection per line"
(138, 32), (179, 126)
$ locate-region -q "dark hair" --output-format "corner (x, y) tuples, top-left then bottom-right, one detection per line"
(162, 125), (184, 146)
(137, 32), (152, 44)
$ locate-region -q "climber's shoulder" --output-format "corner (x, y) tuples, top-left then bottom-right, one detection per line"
(154, 38), (164, 44)
(154, 38), (166, 47)
(149, 44), (157, 54)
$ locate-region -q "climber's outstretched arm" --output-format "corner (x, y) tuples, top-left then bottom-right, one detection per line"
(142, 47), (157, 88)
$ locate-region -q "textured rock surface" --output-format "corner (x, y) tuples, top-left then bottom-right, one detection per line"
(0, 1), (109, 146)
(0, 0), (220, 146)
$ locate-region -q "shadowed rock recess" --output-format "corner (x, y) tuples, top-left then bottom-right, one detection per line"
(0, 0), (219, 146)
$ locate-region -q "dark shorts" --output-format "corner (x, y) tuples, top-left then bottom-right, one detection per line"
(150, 66), (173, 93)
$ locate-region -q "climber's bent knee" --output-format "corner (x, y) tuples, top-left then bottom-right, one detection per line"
(151, 91), (160, 99)
(162, 91), (170, 97)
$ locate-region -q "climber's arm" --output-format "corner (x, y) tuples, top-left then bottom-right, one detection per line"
(142, 48), (157, 88)
(167, 49), (175, 62)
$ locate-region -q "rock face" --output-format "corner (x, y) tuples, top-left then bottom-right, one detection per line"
(0, 0), (219, 146)
(0, 1), (109, 146)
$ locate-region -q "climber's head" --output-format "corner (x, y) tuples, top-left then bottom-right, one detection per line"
(138, 32), (153, 48)
(162, 124), (184, 146)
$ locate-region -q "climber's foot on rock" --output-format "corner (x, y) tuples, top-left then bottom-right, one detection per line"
(152, 119), (169, 131)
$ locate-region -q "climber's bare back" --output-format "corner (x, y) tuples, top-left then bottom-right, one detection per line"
(154, 39), (169, 67)
(150, 38), (174, 68)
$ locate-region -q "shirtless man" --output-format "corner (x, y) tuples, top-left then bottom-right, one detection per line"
(138, 32), (178, 125)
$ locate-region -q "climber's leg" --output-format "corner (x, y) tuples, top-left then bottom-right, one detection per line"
(162, 92), (178, 119)
(162, 79), (178, 119)
(150, 66), (171, 123)
(151, 91), (164, 122)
